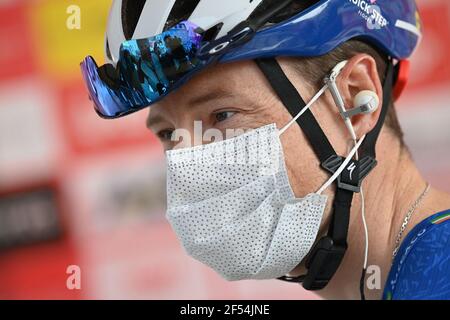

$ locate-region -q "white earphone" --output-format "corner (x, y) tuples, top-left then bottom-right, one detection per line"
(345, 90), (380, 118)
(325, 61), (380, 140)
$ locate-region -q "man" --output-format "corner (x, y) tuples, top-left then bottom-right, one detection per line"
(81, 0), (450, 299)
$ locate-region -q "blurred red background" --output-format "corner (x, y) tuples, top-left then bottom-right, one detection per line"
(0, 0), (449, 299)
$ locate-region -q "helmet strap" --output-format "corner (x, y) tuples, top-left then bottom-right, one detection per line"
(255, 57), (394, 290)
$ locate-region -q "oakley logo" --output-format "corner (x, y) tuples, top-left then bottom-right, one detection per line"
(349, 0), (388, 30)
(347, 162), (357, 180)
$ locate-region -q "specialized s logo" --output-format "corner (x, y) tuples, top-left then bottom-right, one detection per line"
(349, 0), (389, 30)
(347, 162), (357, 180)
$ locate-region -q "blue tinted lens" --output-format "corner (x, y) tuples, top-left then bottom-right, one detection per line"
(80, 21), (206, 118)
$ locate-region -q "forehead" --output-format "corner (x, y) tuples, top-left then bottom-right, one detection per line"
(164, 60), (264, 103)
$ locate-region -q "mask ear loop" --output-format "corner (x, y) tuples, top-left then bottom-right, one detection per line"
(278, 83), (329, 136)
(316, 135), (366, 195)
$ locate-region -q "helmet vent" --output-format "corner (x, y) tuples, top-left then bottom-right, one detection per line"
(122, 0), (147, 39)
(250, 0), (320, 25)
(202, 23), (224, 42)
(164, 0), (201, 31)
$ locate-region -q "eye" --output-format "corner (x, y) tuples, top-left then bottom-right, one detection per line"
(214, 111), (236, 123)
(157, 129), (174, 141)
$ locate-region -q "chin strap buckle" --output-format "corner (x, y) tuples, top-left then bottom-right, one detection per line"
(302, 237), (347, 290)
(277, 237), (348, 290)
(321, 155), (377, 193)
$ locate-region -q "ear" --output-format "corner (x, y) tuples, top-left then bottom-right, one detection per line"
(337, 54), (384, 138)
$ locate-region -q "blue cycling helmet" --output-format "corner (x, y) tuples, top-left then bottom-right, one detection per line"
(81, 0), (421, 118)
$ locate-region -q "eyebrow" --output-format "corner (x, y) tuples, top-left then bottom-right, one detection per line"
(187, 88), (236, 106)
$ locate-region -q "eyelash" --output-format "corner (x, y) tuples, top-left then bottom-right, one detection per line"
(157, 129), (174, 141)
(214, 111), (236, 124)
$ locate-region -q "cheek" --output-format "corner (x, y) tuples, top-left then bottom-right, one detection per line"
(280, 123), (329, 197)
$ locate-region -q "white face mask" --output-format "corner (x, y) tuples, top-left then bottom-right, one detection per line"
(165, 119), (365, 281)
